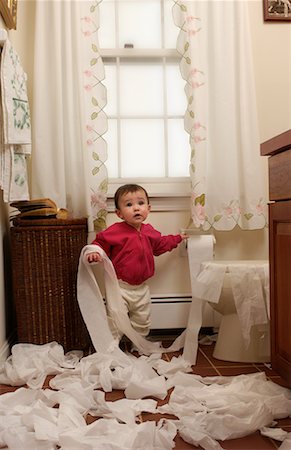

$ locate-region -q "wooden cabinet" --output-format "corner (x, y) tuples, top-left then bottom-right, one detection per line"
(10, 218), (91, 353)
(261, 130), (291, 386)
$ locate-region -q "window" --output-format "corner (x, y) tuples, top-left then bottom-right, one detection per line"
(99, 0), (190, 196)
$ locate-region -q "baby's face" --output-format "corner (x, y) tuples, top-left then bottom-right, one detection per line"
(116, 190), (151, 230)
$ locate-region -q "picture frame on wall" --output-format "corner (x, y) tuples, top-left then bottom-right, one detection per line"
(0, 0), (17, 30)
(263, 0), (291, 21)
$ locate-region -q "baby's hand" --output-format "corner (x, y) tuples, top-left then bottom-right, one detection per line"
(180, 233), (189, 241)
(87, 252), (103, 264)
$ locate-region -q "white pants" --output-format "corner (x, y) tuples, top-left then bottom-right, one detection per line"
(107, 280), (151, 340)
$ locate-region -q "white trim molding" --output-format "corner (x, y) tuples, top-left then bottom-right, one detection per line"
(107, 193), (190, 212)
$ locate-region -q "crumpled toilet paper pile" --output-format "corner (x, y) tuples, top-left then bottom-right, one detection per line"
(0, 341), (291, 449)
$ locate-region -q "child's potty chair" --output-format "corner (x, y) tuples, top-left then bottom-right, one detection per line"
(204, 260), (270, 363)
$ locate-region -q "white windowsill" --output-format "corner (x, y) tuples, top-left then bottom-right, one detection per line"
(106, 178), (191, 212)
(100, 49), (179, 59)
(106, 193), (190, 212)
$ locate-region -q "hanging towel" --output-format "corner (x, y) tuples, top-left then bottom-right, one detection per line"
(0, 38), (31, 146)
(0, 36), (31, 201)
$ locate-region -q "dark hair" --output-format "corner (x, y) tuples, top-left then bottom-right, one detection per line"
(114, 184), (149, 209)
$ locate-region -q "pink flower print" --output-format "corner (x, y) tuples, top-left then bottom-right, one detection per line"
(86, 125), (94, 132)
(84, 84), (92, 92)
(256, 202), (265, 215)
(91, 191), (107, 210)
(193, 135), (206, 144)
(87, 139), (93, 146)
(196, 203), (205, 220)
(193, 121), (206, 130)
(191, 81), (205, 89)
(188, 69), (204, 88)
(188, 28), (201, 37)
(224, 206), (233, 217)
(190, 68), (201, 77)
(84, 70), (93, 78)
(186, 15), (201, 23)
(82, 16), (92, 24)
(82, 30), (92, 37)
(191, 203), (205, 226)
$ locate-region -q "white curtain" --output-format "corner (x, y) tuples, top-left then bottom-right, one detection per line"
(173, 1), (268, 231)
(32, 0), (107, 231)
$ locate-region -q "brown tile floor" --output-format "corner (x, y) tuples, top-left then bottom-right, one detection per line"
(1, 335), (291, 450)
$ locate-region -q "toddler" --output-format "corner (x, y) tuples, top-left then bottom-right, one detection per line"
(88, 184), (188, 339)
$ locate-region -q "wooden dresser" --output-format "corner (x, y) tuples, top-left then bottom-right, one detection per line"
(261, 129), (291, 386)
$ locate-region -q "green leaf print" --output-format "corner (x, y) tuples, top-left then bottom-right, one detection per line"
(91, 112), (98, 120)
(213, 214), (222, 222)
(195, 193), (205, 206)
(92, 166), (100, 175)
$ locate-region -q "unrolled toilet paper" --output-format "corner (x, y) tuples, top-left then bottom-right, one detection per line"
(77, 235), (215, 365)
(184, 235), (215, 363)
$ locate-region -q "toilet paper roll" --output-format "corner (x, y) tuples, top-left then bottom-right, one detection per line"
(187, 235), (215, 278)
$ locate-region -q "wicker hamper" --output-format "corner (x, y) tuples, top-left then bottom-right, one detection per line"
(10, 218), (92, 352)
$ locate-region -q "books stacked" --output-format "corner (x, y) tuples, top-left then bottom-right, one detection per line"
(10, 198), (68, 220)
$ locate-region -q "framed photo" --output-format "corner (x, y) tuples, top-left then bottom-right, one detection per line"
(263, 0), (291, 21)
(0, 0), (17, 29)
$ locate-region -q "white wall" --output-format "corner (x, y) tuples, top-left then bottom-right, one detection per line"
(248, 1), (291, 142)
(0, 1), (290, 358)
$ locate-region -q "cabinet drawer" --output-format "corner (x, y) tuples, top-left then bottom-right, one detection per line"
(269, 149), (291, 201)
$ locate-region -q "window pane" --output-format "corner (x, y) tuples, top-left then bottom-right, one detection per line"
(119, 1), (161, 49)
(164, 0), (179, 48)
(99, 1), (190, 183)
(120, 119), (165, 177)
(98, 1), (116, 48)
(120, 64), (164, 115)
(168, 119), (190, 177)
(166, 65), (186, 115)
(106, 119), (118, 178)
(103, 64), (117, 116)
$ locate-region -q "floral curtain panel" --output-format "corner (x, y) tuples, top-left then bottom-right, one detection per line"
(173, 1), (268, 230)
(32, 0), (107, 232)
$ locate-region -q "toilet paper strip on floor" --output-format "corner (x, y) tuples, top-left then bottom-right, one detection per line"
(0, 342), (291, 449)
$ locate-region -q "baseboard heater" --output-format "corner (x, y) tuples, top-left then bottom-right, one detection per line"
(150, 295), (192, 329)
(150, 294), (221, 329)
